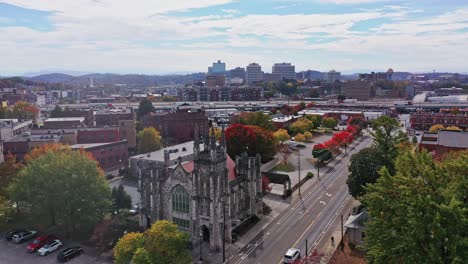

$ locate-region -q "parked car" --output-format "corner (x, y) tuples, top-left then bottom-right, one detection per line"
(37, 239), (63, 256)
(283, 248), (301, 263)
(12, 230), (38, 243)
(57, 246), (83, 262)
(129, 205), (139, 215)
(26, 235), (57, 252)
(5, 229), (26, 241)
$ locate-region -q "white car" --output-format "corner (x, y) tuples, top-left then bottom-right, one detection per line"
(37, 239), (63, 256)
(283, 248), (301, 263)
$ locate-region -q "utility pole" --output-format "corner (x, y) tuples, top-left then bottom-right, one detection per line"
(297, 149), (301, 196)
(222, 196), (226, 262)
(340, 214), (344, 251)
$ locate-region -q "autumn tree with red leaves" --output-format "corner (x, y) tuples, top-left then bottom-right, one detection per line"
(225, 124), (276, 162)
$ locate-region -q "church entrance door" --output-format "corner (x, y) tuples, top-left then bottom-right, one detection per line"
(201, 225), (210, 242)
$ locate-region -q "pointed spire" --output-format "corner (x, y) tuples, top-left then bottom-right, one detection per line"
(220, 124), (226, 147)
(210, 126), (216, 147)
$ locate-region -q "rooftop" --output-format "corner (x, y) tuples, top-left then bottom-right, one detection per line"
(45, 117), (85, 122)
(130, 141), (202, 162)
(71, 140), (126, 149)
(95, 108), (133, 115)
(5, 133), (61, 143)
(438, 130), (468, 148)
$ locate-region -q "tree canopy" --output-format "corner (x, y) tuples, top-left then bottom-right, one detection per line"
(322, 117), (338, 129)
(0, 153), (22, 197)
(235, 112), (275, 131)
(346, 147), (385, 198)
(0, 101), (38, 120)
(112, 185), (132, 212)
(114, 220), (191, 264)
(290, 118), (313, 134)
(429, 124), (445, 133)
(225, 123), (276, 162)
(137, 98), (155, 120)
(274, 129), (290, 142)
(370, 115), (406, 174)
(363, 150), (468, 264)
(137, 127), (162, 154)
(8, 146), (111, 235)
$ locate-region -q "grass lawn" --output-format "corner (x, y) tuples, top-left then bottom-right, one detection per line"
(274, 162), (295, 172)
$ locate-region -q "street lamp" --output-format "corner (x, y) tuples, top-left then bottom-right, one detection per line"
(199, 231), (203, 261)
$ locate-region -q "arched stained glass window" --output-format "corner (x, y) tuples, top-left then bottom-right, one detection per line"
(172, 185), (189, 213)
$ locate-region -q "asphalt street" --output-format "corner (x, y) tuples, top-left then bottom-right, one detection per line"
(227, 135), (373, 264)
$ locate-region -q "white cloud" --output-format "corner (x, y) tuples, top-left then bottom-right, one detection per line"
(1, 1), (468, 74)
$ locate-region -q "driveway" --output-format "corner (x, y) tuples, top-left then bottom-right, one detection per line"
(0, 237), (111, 264)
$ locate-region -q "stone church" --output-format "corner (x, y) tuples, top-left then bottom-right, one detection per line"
(133, 127), (263, 251)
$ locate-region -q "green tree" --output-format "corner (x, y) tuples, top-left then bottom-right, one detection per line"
(112, 185), (132, 212)
(370, 115), (406, 174)
(0, 196), (15, 227)
(237, 112), (275, 131)
(137, 98), (155, 120)
(304, 115), (322, 129)
(50, 105), (64, 118)
(363, 150), (468, 264)
(137, 127), (162, 154)
(114, 220), (191, 264)
(274, 129), (290, 142)
(346, 147), (385, 199)
(0, 153), (22, 197)
(8, 147), (111, 235)
(322, 117), (338, 129)
(290, 118), (313, 134)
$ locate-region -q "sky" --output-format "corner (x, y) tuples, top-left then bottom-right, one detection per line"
(0, 0), (467, 76)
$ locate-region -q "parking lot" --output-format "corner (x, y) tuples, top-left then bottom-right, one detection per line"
(0, 237), (111, 264)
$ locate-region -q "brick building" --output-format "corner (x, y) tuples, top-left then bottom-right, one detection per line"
(3, 132), (61, 161)
(43, 117), (85, 129)
(410, 111), (467, 130)
(95, 107), (135, 127)
(118, 120), (137, 150)
(49, 108), (94, 127)
(71, 140), (128, 171)
(419, 130), (467, 159)
(77, 127), (120, 144)
(343, 81), (375, 101)
(140, 110), (209, 143)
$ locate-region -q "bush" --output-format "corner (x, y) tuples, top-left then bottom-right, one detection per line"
(306, 172), (314, 179)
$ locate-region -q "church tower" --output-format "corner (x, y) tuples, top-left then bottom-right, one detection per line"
(193, 127), (230, 251)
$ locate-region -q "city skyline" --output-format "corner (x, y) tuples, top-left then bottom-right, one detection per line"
(1, 0), (468, 76)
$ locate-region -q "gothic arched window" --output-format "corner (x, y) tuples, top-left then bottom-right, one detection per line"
(172, 185), (189, 214)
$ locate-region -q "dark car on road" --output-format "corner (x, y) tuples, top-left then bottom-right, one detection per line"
(57, 246), (83, 262)
(4, 229), (27, 241)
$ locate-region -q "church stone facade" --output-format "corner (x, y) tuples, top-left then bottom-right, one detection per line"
(134, 128), (262, 251)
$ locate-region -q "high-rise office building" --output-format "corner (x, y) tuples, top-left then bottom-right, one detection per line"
(208, 60), (226, 75)
(246, 63), (263, 85)
(323, 70), (341, 83)
(230, 67), (246, 80)
(272, 63), (296, 80)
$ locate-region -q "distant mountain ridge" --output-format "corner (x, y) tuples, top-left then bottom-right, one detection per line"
(26, 72), (206, 87)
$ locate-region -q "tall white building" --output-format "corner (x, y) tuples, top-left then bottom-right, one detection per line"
(272, 63), (296, 80)
(246, 63), (263, 85)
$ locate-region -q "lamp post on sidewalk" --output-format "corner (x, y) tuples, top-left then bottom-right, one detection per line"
(199, 231), (203, 261)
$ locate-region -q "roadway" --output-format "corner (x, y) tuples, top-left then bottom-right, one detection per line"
(41, 100), (468, 112)
(227, 135), (373, 264)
